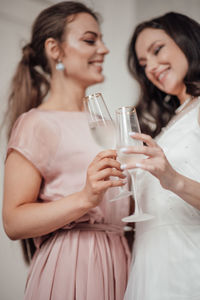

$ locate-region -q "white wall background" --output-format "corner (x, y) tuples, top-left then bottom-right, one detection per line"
(0, 0), (199, 299)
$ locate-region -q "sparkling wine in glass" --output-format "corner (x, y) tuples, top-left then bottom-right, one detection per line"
(83, 93), (132, 201)
(115, 106), (154, 222)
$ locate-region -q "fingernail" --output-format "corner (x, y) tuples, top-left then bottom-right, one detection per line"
(129, 132), (136, 136)
(119, 148), (128, 153)
(122, 179), (128, 184)
(120, 164), (127, 170)
(135, 163), (142, 167)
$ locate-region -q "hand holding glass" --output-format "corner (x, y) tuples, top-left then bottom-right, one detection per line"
(83, 93), (132, 201)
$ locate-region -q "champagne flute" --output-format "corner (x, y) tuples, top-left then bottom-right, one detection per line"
(115, 106), (154, 222)
(83, 93), (132, 201)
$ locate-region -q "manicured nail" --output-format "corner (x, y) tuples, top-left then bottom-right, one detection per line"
(129, 132), (136, 136)
(122, 178), (128, 184)
(120, 164), (127, 170)
(135, 163), (142, 167)
(119, 148), (128, 153)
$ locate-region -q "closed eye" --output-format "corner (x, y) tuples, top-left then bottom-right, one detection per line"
(154, 45), (164, 55)
(84, 39), (96, 45)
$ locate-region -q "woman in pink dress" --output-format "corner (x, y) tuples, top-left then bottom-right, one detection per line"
(2, 2), (131, 299)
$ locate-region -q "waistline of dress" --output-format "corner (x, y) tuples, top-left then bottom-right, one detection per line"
(34, 223), (125, 249)
(61, 223), (124, 235)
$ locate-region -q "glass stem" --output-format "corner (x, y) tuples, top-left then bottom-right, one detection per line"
(128, 170), (141, 215)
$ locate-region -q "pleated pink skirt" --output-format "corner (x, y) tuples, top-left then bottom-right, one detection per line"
(25, 224), (131, 300)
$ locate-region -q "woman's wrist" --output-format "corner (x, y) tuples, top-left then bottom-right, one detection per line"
(169, 172), (185, 194)
(78, 189), (96, 211)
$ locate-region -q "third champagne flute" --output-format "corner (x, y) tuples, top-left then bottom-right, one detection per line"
(115, 106), (154, 222)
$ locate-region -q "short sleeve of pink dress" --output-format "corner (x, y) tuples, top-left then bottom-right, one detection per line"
(7, 109), (131, 300)
(7, 109), (59, 178)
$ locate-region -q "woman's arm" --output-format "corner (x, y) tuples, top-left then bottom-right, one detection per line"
(3, 149), (125, 240)
(121, 132), (200, 210)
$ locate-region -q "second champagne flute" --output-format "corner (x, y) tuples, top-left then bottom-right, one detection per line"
(115, 106), (154, 222)
(83, 93), (132, 201)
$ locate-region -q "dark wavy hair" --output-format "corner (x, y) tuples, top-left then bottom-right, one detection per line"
(4, 1), (98, 265)
(128, 12), (200, 137)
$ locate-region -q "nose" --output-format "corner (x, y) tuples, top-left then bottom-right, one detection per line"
(97, 40), (109, 55)
(145, 57), (158, 74)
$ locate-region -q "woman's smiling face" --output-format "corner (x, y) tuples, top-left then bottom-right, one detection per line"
(135, 28), (189, 100)
(61, 12), (109, 88)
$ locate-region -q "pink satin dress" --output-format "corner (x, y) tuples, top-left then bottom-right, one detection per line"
(7, 108), (131, 300)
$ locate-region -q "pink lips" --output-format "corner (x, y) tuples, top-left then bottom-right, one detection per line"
(155, 67), (170, 83)
(89, 60), (104, 72)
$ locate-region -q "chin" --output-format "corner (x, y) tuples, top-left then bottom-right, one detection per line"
(162, 80), (185, 96)
(89, 75), (105, 86)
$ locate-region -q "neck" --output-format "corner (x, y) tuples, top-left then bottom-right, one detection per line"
(175, 95), (194, 114)
(177, 87), (190, 104)
(43, 76), (87, 111)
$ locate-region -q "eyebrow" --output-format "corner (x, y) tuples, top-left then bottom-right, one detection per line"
(84, 31), (98, 37)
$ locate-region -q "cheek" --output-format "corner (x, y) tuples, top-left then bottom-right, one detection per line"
(173, 55), (188, 79)
(64, 52), (87, 68)
(171, 46), (188, 71)
(181, 59), (189, 77)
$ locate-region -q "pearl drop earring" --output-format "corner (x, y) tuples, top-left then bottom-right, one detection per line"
(56, 60), (65, 71)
